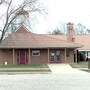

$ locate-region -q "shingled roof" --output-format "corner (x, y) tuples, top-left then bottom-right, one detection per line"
(46, 34), (90, 50)
(0, 26), (83, 49)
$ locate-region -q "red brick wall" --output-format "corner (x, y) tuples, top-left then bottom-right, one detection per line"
(31, 49), (48, 64)
(60, 49), (65, 63)
(0, 50), (4, 64)
(0, 49), (13, 64)
(66, 49), (74, 63)
(0, 48), (75, 64)
(69, 49), (74, 63)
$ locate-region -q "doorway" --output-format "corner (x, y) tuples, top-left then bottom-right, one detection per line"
(17, 50), (27, 64)
(50, 50), (60, 63)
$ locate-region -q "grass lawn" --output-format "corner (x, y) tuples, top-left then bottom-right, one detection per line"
(70, 61), (88, 68)
(0, 64), (48, 68)
(70, 61), (90, 73)
(0, 70), (50, 72)
(0, 64), (51, 73)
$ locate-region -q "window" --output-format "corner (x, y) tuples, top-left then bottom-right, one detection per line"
(32, 50), (40, 56)
(50, 51), (55, 61)
(66, 49), (70, 57)
(56, 51), (60, 61)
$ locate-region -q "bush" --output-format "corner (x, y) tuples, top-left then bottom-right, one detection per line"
(77, 51), (85, 62)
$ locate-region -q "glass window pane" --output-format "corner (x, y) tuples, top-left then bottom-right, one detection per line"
(50, 51), (54, 61)
(56, 51), (60, 61)
(66, 49), (70, 57)
(32, 50), (40, 56)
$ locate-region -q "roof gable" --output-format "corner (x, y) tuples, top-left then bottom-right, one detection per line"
(15, 25), (30, 33)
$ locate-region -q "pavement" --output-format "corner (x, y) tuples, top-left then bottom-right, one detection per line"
(0, 64), (90, 90)
(48, 64), (88, 74)
(0, 73), (90, 90)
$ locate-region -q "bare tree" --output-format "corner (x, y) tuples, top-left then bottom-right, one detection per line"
(47, 22), (66, 35)
(74, 23), (87, 34)
(86, 29), (90, 34)
(56, 22), (89, 35)
(51, 29), (64, 35)
(48, 22), (90, 35)
(56, 22), (66, 34)
(0, 0), (44, 43)
(0, 0), (5, 5)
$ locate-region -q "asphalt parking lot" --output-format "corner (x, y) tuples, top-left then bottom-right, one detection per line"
(0, 73), (90, 90)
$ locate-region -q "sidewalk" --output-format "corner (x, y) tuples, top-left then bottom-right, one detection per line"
(48, 64), (88, 74)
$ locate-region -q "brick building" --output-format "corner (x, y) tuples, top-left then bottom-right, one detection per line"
(0, 22), (82, 64)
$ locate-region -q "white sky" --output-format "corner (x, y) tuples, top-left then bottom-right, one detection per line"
(0, 0), (90, 34)
(33, 0), (90, 34)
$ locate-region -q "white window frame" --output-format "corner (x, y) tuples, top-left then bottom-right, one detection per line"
(32, 50), (40, 56)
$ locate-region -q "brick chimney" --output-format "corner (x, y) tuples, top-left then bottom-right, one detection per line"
(67, 22), (75, 42)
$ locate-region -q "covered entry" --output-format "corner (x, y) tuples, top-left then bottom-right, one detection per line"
(50, 50), (60, 63)
(17, 50), (28, 64)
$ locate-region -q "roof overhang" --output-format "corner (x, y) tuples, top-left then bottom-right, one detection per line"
(0, 45), (83, 49)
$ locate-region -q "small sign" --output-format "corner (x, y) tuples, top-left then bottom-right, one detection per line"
(5, 62), (7, 65)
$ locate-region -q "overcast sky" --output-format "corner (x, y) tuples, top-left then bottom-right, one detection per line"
(33, 0), (90, 34)
(0, 0), (90, 34)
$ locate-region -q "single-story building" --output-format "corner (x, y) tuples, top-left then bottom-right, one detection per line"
(0, 22), (82, 64)
(48, 29), (90, 60)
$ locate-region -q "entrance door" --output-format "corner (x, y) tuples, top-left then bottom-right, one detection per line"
(50, 51), (60, 63)
(17, 50), (27, 64)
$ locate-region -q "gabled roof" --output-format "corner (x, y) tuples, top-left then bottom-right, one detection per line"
(46, 34), (90, 50)
(0, 26), (83, 49)
(74, 35), (90, 50)
(15, 25), (30, 33)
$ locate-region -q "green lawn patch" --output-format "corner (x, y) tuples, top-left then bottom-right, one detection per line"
(70, 61), (88, 68)
(0, 64), (51, 73)
(70, 61), (90, 73)
(0, 64), (48, 68)
(0, 70), (50, 72)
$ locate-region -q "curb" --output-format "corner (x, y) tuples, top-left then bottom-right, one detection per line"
(0, 71), (51, 75)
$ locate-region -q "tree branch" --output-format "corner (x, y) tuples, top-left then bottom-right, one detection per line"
(0, 0), (44, 43)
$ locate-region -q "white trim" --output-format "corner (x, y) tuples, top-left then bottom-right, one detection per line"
(15, 25), (30, 33)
